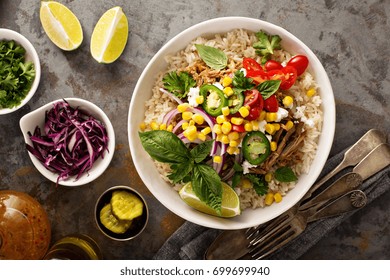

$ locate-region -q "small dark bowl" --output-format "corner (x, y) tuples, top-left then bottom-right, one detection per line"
(94, 186), (149, 241)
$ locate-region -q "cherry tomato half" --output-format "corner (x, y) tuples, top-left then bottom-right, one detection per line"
(243, 57), (263, 74)
(267, 66), (297, 90)
(264, 60), (283, 71)
(264, 94), (279, 112)
(286, 55), (309, 76)
(232, 124), (245, 133)
(244, 89), (260, 107)
(246, 106), (261, 120)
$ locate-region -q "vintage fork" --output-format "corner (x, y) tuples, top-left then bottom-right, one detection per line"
(247, 189), (367, 260)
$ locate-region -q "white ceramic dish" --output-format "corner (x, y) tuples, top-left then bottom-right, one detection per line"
(0, 28), (41, 115)
(128, 17), (335, 229)
(20, 97), (115, 187)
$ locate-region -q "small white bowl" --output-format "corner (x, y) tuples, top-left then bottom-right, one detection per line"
(0, 28), (41, 115)
(128, 17), (335, 229)
(20, 97), (115, 187)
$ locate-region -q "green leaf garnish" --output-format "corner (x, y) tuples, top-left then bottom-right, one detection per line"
(253, 30), (282, 64)
(257, 80), (281, 100)
(190, 140), (214, 163)
(162, 71), (196, 99)
(274, 166), (298, 182)
(195, 44), (228, 70)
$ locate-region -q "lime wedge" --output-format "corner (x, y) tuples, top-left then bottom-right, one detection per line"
(39, 1), (83, 51)
(179, 182), (241, 218)
(90, 6), (128, 63)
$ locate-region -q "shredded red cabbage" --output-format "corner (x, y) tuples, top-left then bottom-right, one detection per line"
(26, 100), (109, 185)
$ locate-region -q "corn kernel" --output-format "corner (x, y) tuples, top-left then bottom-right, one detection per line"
(195, 95), (204, 104)
(265, 193), (274, 206)
(139, 122), (146, 131)
(150, 121), (159, 130)
(265, 172), (273, 182)
(167, 124), (173, 132)
(229, 140), (239, 147)
(244, 122), (253, 132)
(216, 115), (226, 124)
(213, 124), (222, 134)
(266, 112), (277, 122)
(197, 132), (206, 141)
(177, 103), (190, 113)
(222, 76), (232, 87)
(239, 106), (249, 118)
(216, 134), (224, 142)
(189, 120), (195, 126)
(273, 123), (281, 131)
(182, 121), (189, 130)
(201, 127), (211, 135)
(283, 96), (294, 108)
(223, 86), (234, 97)
(306, 88), (316, 97)
(183, 125), (197, 139)
(270, 141), (277, 151)
(227, 146), (238, 155)
(231, 117), (244, 125)
(182, 111), (193, 121)
(228, 131), (239, 141)
(159, 123), (167, 130)
(274, 192), (283, 203)
(250, 120), (259, 131)
(241, 178), (252, 189)
(259, 110), (267, 121)
(265, 123), (276, 135)
(192, 113), (204, 125)
(221, 121), (232, 134)
(213, 156), (222, 164)
(285, 120), (294, 131)
(222, 106), (230, 116)
(221, 135), (230, 144)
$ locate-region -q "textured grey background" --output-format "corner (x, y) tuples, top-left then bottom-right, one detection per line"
(0, 0), (389, 259)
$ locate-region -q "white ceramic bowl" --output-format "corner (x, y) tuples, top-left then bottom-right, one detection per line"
(20, 97), (115, 187)
(128, 17), (335, 229)
(0, 28), (41, 115)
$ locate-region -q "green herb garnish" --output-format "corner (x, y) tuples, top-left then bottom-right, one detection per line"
(162, 71), (196, 99)
(253, 30), (282, 64)
(257, 80), (281, 100)
(232, 70), (254, 93)
(274, 166), (298, 182)
(139, 130), (222, 214)
(0, 40), (35, 109)
(231, 162), (269, 196)
(195, 44), (228, 70)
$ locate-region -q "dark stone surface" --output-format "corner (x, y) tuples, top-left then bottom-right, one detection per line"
(0, 0), (389, 259)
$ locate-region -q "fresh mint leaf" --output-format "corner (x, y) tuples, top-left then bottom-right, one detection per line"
(192, 163), (222, 214)
(195, 44), (227, 70)
(253, 30), (282, 64)
(274, 166), (298, 182)
(190, 140), (213, 163)
(162, 71), (196, 98)
(257, 80), (281, 100)
(139, 130), (190, 164)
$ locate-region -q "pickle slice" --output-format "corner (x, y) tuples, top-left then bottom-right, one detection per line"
(99, 203), (132, 234)
(110, 190), (144, 221)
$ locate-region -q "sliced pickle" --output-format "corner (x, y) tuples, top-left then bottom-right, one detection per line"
(110, 190), (144, 221)
(99, 204), (132, 234)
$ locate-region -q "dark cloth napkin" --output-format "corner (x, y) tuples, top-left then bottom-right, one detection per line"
(153, 146), (390, 260)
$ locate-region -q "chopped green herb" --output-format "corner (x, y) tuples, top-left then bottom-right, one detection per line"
(0, 40), (36, 109)
(253, 30), (282, 64)
(162, 71), (196, 99)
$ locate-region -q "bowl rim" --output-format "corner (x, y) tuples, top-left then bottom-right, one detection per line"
(94, 185), (149, 241)
(19, 97), (116, 187)
(0, 28), (41, 115)
(128, 16), (335, 229)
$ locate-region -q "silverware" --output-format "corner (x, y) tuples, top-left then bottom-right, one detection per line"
(247, 190), (367, 260)
(205, 131), (388, 260)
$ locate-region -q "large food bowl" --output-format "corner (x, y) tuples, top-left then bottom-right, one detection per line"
(20, 97), (115, 187)
(0, 28), (41, 115)
(128, 17), (335, 229)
